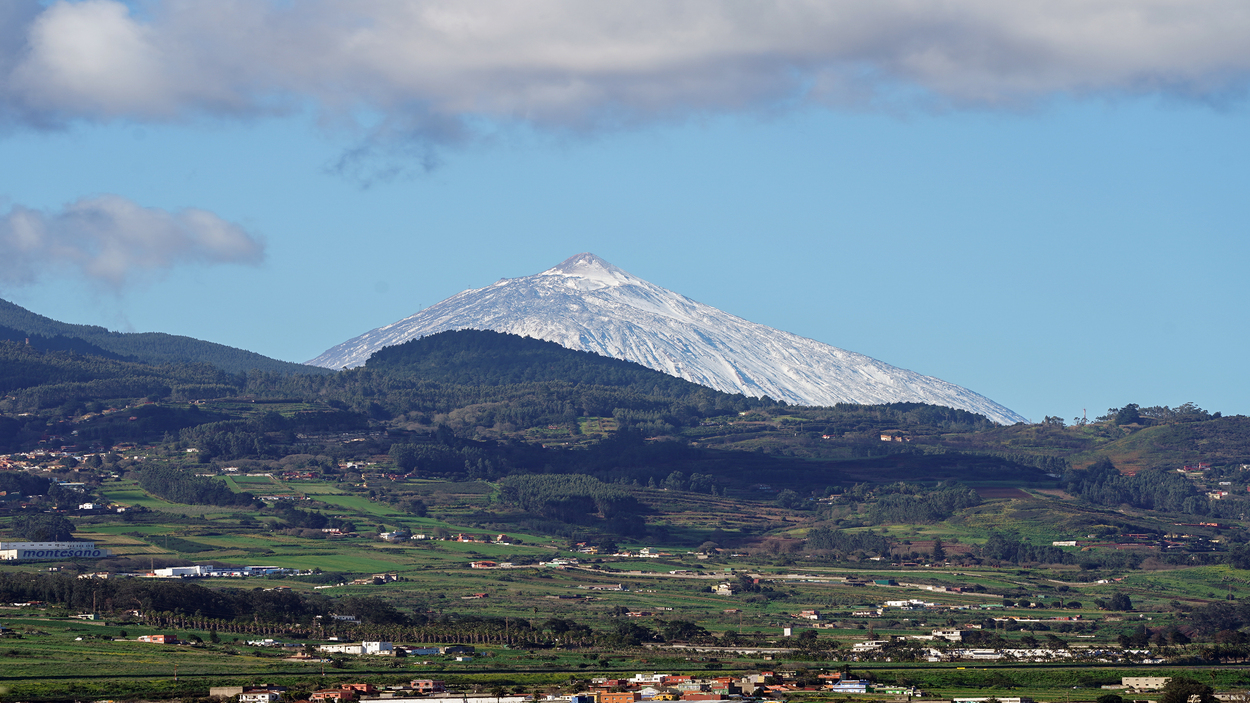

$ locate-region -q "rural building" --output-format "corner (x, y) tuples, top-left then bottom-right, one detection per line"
(310, 689), (355, 701)
(318, 641), (393, 656)
(1124, 677), (1171, 691)
(136, 634), (178, 644)
(239, 690), (284, 703)
(600, 693), (643, 703)
(410, 680), (446, 693)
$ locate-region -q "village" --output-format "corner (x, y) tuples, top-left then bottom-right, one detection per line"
(199, 673), (1187, 703)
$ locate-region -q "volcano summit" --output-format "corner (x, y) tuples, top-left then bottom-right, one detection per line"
(309, 254), (1025, 424)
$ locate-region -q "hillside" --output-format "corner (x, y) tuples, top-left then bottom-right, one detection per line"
(0, 298), (329, 376)
(365, 328), (761, 399)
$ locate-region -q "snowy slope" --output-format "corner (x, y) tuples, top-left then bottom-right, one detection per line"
(308, 253), (1026, 424)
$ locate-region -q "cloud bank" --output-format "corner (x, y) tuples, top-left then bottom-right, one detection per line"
(0, 195), (264, 289)
(1, 0), (1248, 138)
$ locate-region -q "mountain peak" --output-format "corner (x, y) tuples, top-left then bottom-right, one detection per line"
(308, 256), (1027, 424)
(541, 253), (634, 289)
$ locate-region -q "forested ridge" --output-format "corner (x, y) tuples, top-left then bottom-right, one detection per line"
(368, 329), (759, 399)
(0, 298), (328, 376)
(138, 465), (256, 507)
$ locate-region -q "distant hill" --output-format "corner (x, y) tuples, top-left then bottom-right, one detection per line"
(366, 328), (759, 400)
(1075, 416), (1250, 472)
(0, 298), (329, 376)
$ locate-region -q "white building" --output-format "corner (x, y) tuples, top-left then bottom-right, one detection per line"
(362, 641), (393, 655)
(153, 565), (213, 578)
(1124, 677), (1171, 691)
(318, 641), (394, 656)
(319, 643), (364, 655)
(240, 691), (284, 703)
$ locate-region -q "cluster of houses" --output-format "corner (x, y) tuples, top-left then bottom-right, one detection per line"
(75, 564), (302, 579)
(315, 643), (474, 658)
(386, 532), (520, 545)
(206, 671), (924, 703)
(843, 631), (1163, 664)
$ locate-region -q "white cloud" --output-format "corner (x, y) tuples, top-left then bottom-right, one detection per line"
(0, 195), (264, 289)
(2, 1), (1249, 143)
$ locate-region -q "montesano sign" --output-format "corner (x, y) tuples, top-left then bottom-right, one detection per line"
(0, 541), (112, 560)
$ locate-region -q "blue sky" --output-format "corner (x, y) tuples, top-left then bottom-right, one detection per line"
(1, 1), (1248, 423)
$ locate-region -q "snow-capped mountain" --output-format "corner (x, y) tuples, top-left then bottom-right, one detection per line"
(309, 253), (1026, 424)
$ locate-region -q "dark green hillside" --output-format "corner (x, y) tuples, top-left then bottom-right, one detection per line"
(0, 323), (128, 359)
(0, 342), (242, 403)
(367, 328), (754, 400)
(0, 297), (328, 375)
(1074, 416), (1250, 472)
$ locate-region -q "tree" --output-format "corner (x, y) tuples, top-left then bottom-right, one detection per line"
(1109, 592), (1133, 611)
(12, 514), (76, 541)
(389, 443), (420, 472)
(932, 538), (945, 562)
(1160, 677), (1215, 703)
(1113, 404), (1142, 426)
(775, 489), (803, 509)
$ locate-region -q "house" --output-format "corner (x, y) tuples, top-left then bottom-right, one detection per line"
(361, 641), (393, 655)
(600, 693), (642, 703)
(795, 610), (821, 620)
(714, 583), (736, 596)
(239, 690), (285, 703)
(310, 689), (354, 702)
(320, 643), (363, 655)
(410, 680), (446, 693)
(136, 634), (178, 644)
(1124, 677), (1171, 691)
(470, 561), (498, 569)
